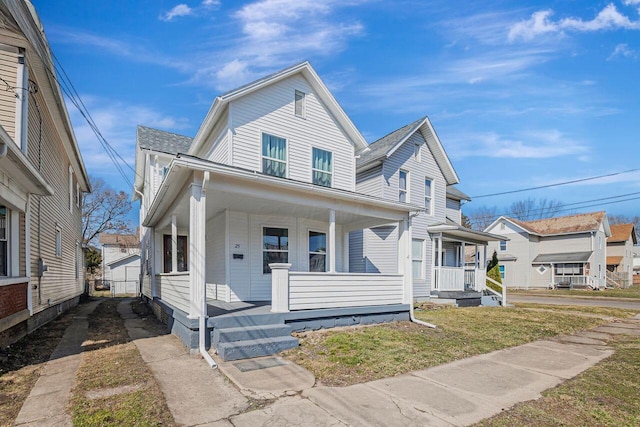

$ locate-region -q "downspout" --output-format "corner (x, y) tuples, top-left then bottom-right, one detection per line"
(407, 212), (436, 329)
(198, 171), (217, 369)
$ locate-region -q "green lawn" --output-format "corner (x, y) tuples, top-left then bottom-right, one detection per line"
(283, 306), (620, 387)
(509, 285), (640, 299)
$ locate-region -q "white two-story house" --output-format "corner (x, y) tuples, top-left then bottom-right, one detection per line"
(352, 117), (505, 306)
(606, 224), (636, 288)
(134, 62), (423, 360)
(485, 212), (611, 289)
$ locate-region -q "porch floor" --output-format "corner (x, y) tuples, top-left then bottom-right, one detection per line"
(206, 299), (272, 318)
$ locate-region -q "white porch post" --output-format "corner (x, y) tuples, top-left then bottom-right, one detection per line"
(342, 231), (349, 273)
(188, 174), (207, 319)
(328, 209), (336, 273)
(398, 219), (412, 304)
(270, 263), (291, 313)
(474, 244), (479, 269)
(461, 241), (465, 268)
(171, 214), (178, 273)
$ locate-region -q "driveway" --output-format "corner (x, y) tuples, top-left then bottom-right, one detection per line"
(508, 294), (640, 310)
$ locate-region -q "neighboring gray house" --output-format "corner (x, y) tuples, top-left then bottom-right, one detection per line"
(484, 212), (611, 289)
(352, 117), (505, 304)
(606, 224), (636, 288)
(99, 233), (140, 295)
(134, 62), (420, 360)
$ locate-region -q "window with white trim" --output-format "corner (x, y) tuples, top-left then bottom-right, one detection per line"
(294, 90), (305, 117)
(308, 231), (326, 272)
(499, 265), (505, 279)
(412, 239), (424, 279)
(75, 182), (80, 208)
(424, 178), (433, 214)
(312, 148), (332, 187)
(262, 133), (287, 178)
(499, 240), (507, 251)
(75, 241), (79, 279)
(55, 226), (62, 257)
(399, 170), (408, 202)
(263, 227), (288, 273)
(554, 263), (584, 276)
(414, 143), (421, 162)
(0, 207), (7, 276)
(68, 166), (73, 212)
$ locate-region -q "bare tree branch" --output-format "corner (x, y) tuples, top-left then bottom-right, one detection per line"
(82, 176), (133, 247)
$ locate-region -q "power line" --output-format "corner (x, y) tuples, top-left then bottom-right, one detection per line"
(472, 168), (640, 199)
(468, 192), (640, 226)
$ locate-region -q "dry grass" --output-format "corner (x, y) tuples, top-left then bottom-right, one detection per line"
(69, 299), (174, 426)
(476, 334), (640, 426)
(515, 303), (640, 319)
(0, 308), (75, 427)
(283, 306), (608, 387)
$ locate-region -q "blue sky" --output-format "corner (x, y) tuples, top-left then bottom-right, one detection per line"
(32, 0), (640, 225)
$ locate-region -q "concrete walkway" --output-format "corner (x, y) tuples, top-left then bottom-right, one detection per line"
(14, 299), (102, 427)
(15, 299), (640, 426)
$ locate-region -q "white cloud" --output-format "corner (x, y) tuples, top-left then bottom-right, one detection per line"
(449, 130), (589, 159)
(608, 43), (639, 60)
(202, 0), (221, 7)
(68, 96), (189, 181)
(195, 0), (366, 90)
(160, 4), (193, 21)
(508, 4), (640, 42)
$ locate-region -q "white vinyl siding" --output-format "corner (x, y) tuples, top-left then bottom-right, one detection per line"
(231, 74), (356, 191)
(0, 45), (19, 141)
(445, 197), (462, 224)
(355, 164), (383, 197)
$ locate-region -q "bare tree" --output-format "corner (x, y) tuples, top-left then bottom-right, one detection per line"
(82, 176), (133, 247)
(509, 198), (565, 221)
(465, 205), (498, 231)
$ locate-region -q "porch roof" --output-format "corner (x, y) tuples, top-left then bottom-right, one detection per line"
(428, 219), (506, 244)
(606, 256), (623, 266)
(143, 155), (421, 230)
(532, 251), (592, 264)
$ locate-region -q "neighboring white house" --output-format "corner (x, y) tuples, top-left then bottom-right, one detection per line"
(134, 62), (421, 359)
(606, 224), (636, 288)
(484, 212), (611, 289)
(99, 233), (140, 295)
(351, 117), (505, 304)
(0, 1), (90, 346)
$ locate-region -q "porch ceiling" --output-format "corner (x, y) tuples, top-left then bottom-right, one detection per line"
(146, 155), (420, 231)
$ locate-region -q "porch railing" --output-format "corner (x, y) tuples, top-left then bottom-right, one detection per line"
(270, 263), (405, 312)
(435, 267), (485, 292)
(553, 275), (592, 289)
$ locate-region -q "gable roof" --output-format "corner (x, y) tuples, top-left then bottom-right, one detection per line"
(106, 253), (140, 267)
(446, 185), (471, 202)
(137, 126), (192, 154)
(133, 126), (193, 199)
(356, 116), (459, 185)
(488, 212), (610, 237)
(188, 61), (368, 156)
(608, 223), (637, 244)
(99, 233), (140, 247)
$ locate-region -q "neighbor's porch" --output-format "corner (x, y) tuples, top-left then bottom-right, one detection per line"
(428, 221), (506, 293)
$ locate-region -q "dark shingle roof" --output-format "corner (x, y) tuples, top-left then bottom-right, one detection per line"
(137, 126), (192, 154)
(446, 186), (471, 201)
(357, 117), (426, 168)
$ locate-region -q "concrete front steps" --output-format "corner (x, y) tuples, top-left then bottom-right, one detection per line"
(211, 314), (299, 361)
(432, 290), (504, 307)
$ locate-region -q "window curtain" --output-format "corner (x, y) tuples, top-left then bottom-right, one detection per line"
(262, 134), (286, 177)
(312, 148), (332, 187)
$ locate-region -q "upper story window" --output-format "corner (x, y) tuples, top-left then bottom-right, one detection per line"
(399, 170), (408, 202)
(414, 143), (421, 162)
(68, 166), (73, 212)
(75, 182), (80, 208)
(598, 235), (602, 250)
(262, 133), (287, 178)
(294, 90), (305, 118)
(425, 178), (433, 215)
(312, 148), (332, 187)
(499, 240), (507, 251)
(56, 226), (62, 257)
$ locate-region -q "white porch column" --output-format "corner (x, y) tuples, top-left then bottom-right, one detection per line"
(461, 241), (465, 268)
(171, 214), (178, 273)
(474, 244), (479, 269)
(398, 219), (412, 304)
(342, 231), (349, 273)
(328, 209), (336, 273)
(188, 174), (207, 319)
(270, 263), (291, 313)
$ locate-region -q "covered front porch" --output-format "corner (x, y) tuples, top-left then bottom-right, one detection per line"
(142, 156), (418, 356)
(428, 220), (505, 293)
(532, 252), (595, 289)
